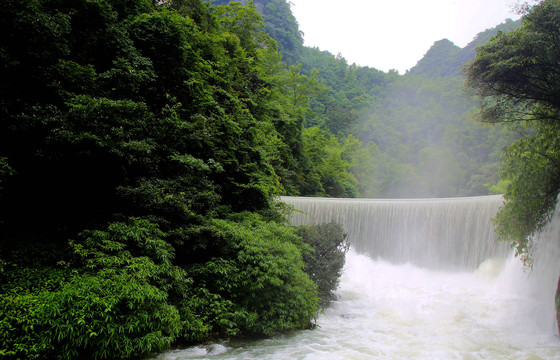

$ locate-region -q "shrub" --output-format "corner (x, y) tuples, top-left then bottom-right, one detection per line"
(0, 267), (70, 359)
(39, 218), (185, 359)
(42, 272), (182, 360)
(297, 222), (348, 305)
(185, 214), (319, 336)
(0, 292), (53, 359)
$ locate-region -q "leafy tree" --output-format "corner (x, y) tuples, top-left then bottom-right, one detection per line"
(208, 0), (391, 198)
(211, 0), (304, 64)
(186, 214), (319, 335)
(465, 1), (560, 125)
(464, 0), (560, 261)
(300, 127), (358, 197)
(341, 135), (381, 198)
(491, 122), (560, 265)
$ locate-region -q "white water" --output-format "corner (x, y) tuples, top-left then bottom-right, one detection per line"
(283, 195), (510, 270)
(151, 196), (560, 360)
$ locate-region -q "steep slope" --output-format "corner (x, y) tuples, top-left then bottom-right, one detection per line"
(211, 0), (304, 63)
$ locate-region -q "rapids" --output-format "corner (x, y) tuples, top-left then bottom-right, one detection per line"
(149, 196), (560, 360)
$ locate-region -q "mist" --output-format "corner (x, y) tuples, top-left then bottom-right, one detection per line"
(347, 23), (522, 199)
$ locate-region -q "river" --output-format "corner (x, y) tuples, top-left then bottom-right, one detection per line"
(149, 196), (560, 359)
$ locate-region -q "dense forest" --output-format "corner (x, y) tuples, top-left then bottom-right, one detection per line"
(2, 0), (555, 358)
(0, 0), (348, 358)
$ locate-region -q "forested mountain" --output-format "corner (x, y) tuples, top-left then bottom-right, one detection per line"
(295, 22), (521, 197)
(211, 0), (520, 198)
(356, 19), (522, 197)
(211, 0), (304, 63)
(408, 18), (522, 77)
(351, 75), (518, 197)
(208, 1), (521, 199)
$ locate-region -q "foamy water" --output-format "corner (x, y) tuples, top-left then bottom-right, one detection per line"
(150, 196), (560, 359)
(149, 250), (560, 360)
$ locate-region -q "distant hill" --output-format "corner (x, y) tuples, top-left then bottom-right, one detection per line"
(407, 18), (522, 77)
(211, 1), (521, 78)
(208, 0), (522, 198)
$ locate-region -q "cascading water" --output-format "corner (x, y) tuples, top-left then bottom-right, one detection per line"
(150, 196), (560, 360)
(283, 195), (509, 270)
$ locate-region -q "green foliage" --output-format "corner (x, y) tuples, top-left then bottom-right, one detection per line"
(300, 127), (359, 197)
(298, 47), (389, 134)
(0, 267), (69, 359)
(492, 121), (560, 265)
(465, 1), (560, 125)
(351, 75), (518, 198)
(211, 0), (304, 64)
(210, 0), (411, 200)
(0, 292), (53, 359)
(408, 19), (521, 78)
(0, 218), (189, 360)
(214, 1), (269, 55)
(42, 272), (182, 360)
(0, 0), (331, 358)
(408, 39), (462, 77)
(286, 25), (519, 199)
(465, 0), (560, 262)
(296, 223), (348, 305)
(343, 137), (381, 198)
(186, 214), (319, 336)
(2, 0), (529, 357)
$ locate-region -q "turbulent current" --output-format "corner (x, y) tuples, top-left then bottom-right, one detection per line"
(150, 196), (560, 360)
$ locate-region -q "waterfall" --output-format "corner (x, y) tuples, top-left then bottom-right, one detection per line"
(282, 195), (511, 270)
(518, 198), (560, 335)
(151, 195), (560, 359)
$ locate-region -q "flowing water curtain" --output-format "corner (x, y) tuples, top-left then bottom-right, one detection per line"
(524, 196), (560, 334)
(281, 195), (510, 270)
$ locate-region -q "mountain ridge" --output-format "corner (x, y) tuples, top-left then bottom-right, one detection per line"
(407, 18), (522, 77)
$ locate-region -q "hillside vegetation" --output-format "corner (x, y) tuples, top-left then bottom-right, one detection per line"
(0, 0), (528, 358)
(212, 0), (522, 199)
(295, 9), (521, 198)
(0, 0), (347, 358)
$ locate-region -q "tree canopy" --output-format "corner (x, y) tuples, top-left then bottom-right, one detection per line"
(465, 0), (560, 263)
(0, 1), (350, 358)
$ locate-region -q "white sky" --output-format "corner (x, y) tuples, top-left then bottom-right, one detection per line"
(289, 0), (522, 73)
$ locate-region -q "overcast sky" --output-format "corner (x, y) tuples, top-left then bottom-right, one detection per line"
(290, 0), (522, 73)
